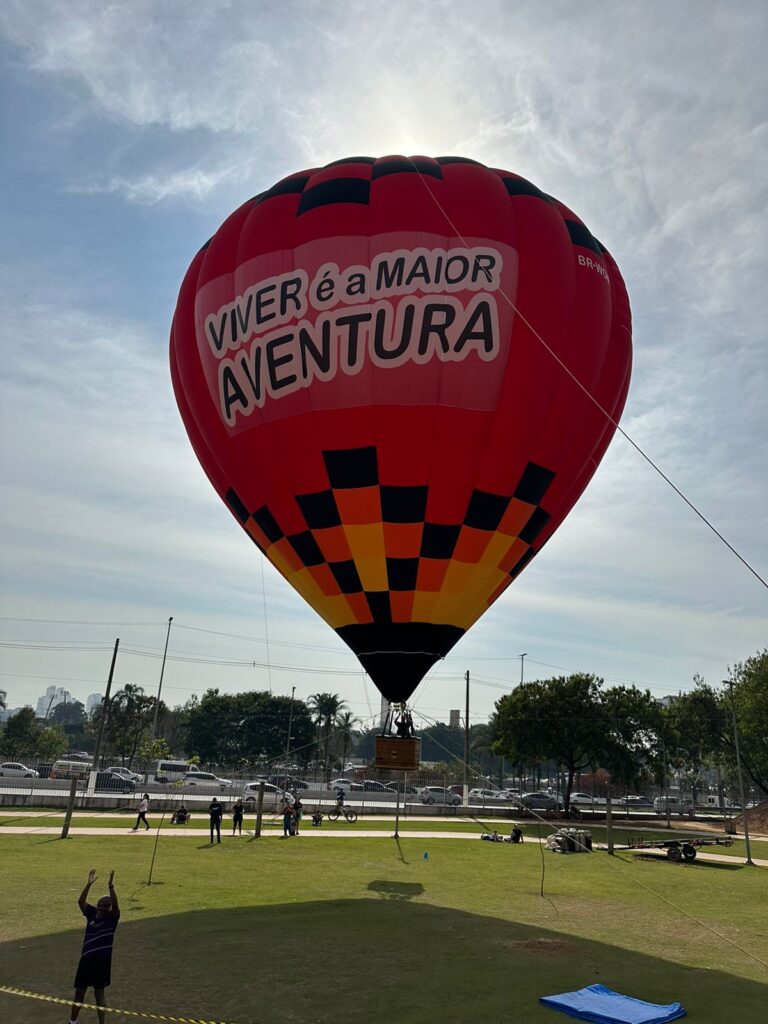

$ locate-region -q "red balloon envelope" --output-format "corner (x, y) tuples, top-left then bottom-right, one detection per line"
(171, 156), (631, 703)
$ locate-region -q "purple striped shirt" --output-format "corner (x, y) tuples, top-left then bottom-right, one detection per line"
(80, 904), (120, 958)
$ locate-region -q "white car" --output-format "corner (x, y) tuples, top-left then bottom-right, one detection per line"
(569, 792), (601, 806)
(328, 778), (363, 791)
(104, 766), (145, 785)
(242, 781), (290, 808)
(0, 762), (40, 778)
(420, 786), (462, 806)
(468, 788), (508, 803)
(182, 771), (233, 789)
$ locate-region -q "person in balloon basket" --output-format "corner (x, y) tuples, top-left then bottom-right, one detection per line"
(130, 793), (151, 831)
(208, 797), (224, 844)
(69, 869), (119, 1024)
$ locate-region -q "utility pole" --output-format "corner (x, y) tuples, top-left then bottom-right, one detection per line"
(520, 653), (528, 685)
(150, 616), (173, 747)
(284, 685), (295, 790)
(90, 639), (120, 788)
(464, 670), (470, 805)
(725, 680), (754, 866)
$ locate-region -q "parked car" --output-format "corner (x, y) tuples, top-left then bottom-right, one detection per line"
(182, 771), (233, 789)
(361, 780), (396, 793)
(653, 796), (694, 815)
(420, 786), (462, 806)
(328, 778), (363, 792)
(0, 762), (40, 778)
(242, 781), (288, 808)
(569, 792), (601, 806)
(383, 780), (418, 794)
(520, 791), (564, 811)
(67, 752), (92, 762)
(619, 795), (654, 808)
(104, 766), (145, 785)
(267, 774), (309, 789)
(468, 787), (508, 803)
(94, 771), (136, 793)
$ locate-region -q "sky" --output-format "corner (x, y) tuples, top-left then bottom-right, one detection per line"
(0, 1), (766, 732)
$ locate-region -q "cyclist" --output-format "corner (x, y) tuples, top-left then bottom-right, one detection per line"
(335, 786), (345, 808)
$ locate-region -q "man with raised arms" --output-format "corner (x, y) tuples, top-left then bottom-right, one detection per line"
(69, 868), (120, 1024)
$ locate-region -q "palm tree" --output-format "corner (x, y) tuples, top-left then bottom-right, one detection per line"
(334, 710), (359, 773)
(307, 693), (348, 777)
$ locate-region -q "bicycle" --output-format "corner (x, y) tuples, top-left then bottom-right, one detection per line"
(327, 802), (358, 823)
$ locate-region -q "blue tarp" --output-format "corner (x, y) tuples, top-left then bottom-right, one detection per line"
(539, 984), (686, 1023)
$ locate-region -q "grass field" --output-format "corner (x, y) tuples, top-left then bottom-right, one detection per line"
(2, 811), (766, 861)
(1, 827), (766, 1024)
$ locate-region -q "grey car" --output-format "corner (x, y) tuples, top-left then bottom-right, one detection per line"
(520, 791), (564, 811)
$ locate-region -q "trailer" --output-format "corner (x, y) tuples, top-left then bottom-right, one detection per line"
(625, 835), (734, 862)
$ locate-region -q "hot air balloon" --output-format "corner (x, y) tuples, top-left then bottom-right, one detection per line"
(170, 156), (631, 770)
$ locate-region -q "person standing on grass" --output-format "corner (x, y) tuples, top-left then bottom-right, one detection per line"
(130, 793), (150, 831)
(293, 794), (303, 835)
(69, 869), (119, 1024)
(281, 797), (294, 837)
(208, 797), (224, 844)
(232, 797), (244, 836)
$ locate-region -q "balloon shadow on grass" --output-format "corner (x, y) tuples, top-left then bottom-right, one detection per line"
(1, 899), (765, 1024)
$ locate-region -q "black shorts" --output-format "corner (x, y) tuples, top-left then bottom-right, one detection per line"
(74, 954), (112, 990)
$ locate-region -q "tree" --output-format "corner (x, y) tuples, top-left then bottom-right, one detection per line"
(0, 689), (6, 711)
(185, 690), (314, 766)
(727, 650), (768, 796)
(307, 693), (347, 774)
(1, 708), (40, 759)
(333, 710), (360, 771)
(492, 675), (661, 811)
(36, 724), (68, 761)
(49, 701), (86, 729)
(89, 684), (156, 766)
(48, 700), (89, 750)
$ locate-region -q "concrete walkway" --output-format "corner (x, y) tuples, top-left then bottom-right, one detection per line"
(1, 823), (765, 867)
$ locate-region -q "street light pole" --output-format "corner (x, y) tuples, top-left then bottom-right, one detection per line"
(150, 616), (174, 746)
(520, 653), (528, 685)
(90, 638), (120, 784)
(464, 670), (470, 805)
(285, 686), (295, 763)
(725, 680), (754, 866)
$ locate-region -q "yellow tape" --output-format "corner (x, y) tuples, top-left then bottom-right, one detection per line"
(0, 984), (235, 1023)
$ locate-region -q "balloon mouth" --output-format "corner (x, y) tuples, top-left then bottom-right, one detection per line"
(336, 622), (464, 704)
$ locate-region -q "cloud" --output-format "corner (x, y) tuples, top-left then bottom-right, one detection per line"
(74, 164), (249, 205)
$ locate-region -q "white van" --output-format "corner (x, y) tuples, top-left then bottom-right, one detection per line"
(155, 760), (201, 784)
(51, 759), (92, 781)
(653, 796), (694, 815)
(704, 795), (738, 809)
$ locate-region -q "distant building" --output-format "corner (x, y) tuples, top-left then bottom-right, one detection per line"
(656, 694), (680, 708)
(0, 705), (32, 723)
(449, 709), (461, 729)
(34, 685), (72, 719)
(86, 692), (103, 715)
